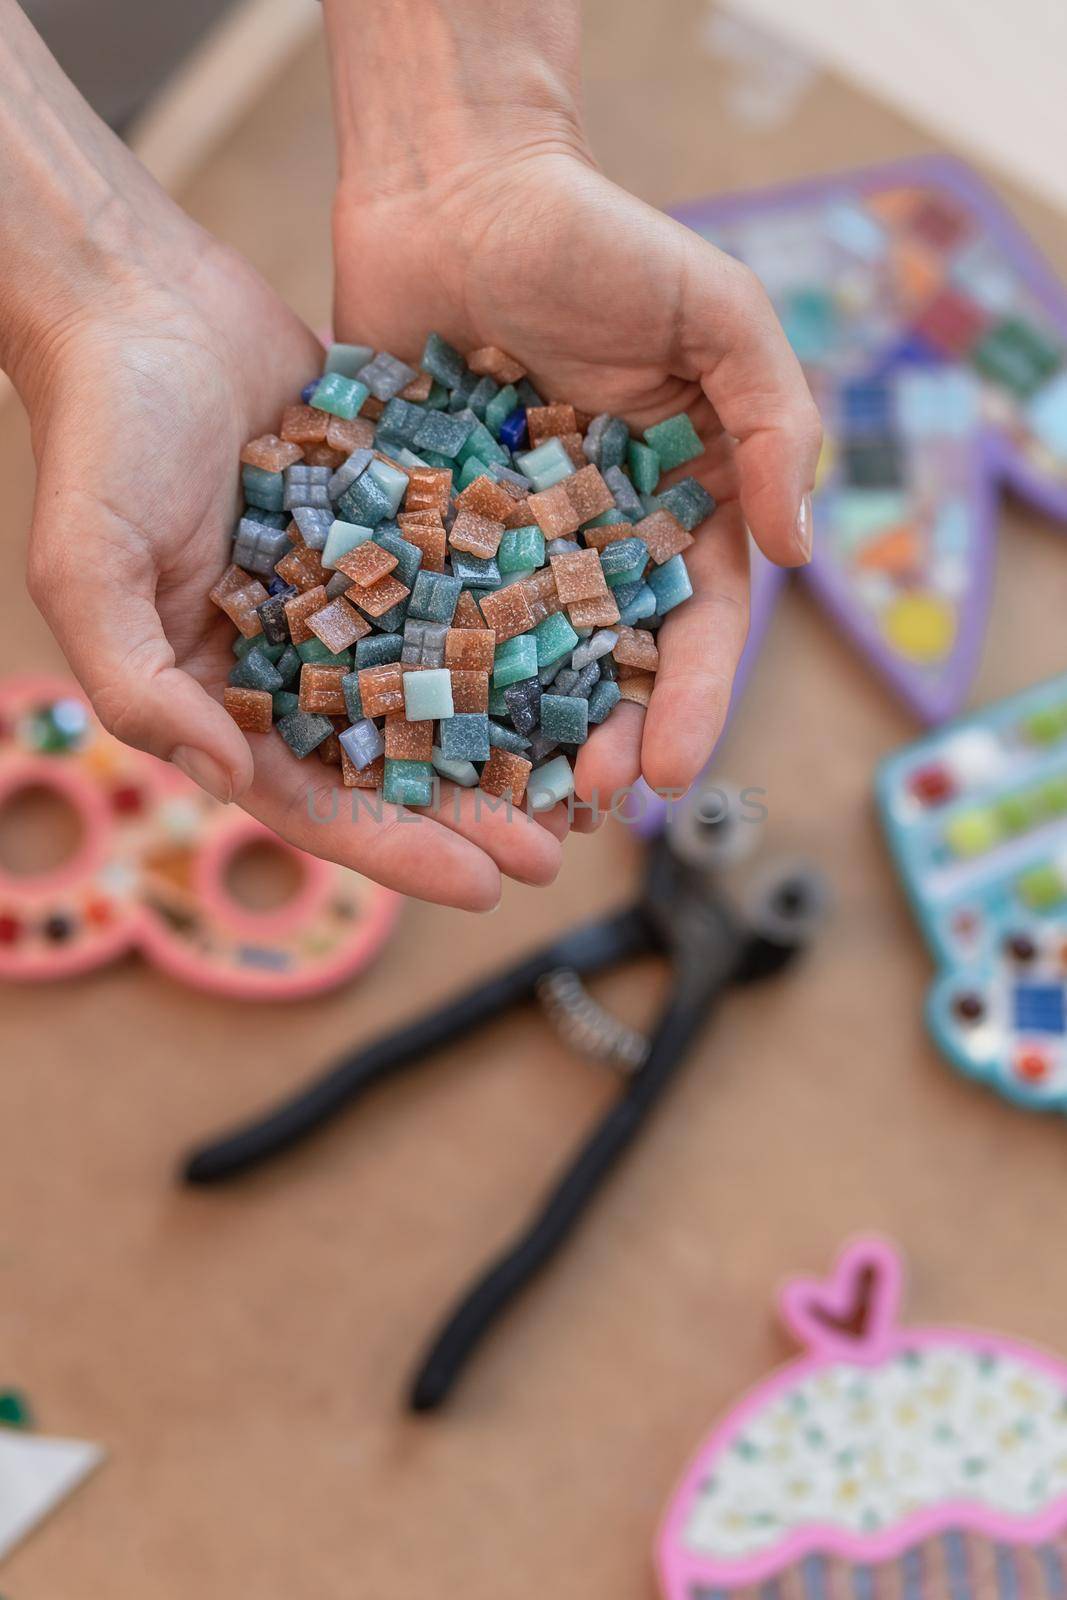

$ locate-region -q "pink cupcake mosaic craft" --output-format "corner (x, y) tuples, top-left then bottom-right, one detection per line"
(658, 1238), (1067, 1600)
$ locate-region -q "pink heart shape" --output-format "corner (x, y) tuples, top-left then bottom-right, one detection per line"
(779, 1236), (903, 1360)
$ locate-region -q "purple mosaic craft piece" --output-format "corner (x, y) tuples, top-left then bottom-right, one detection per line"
(634, 155), (1067, 835)
(678, 155), (1067, 717)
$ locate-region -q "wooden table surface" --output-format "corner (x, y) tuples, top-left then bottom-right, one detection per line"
(4, 4), (1067, 1594)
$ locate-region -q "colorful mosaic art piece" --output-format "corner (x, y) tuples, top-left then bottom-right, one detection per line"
(659, 1237), (1067, 1599)
(879, 671), (1067, 1113)
(676, 156), (1067, 725)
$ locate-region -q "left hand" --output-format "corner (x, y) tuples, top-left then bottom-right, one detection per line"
(19, 233), (561, 911)
(332, 146), (821, 810)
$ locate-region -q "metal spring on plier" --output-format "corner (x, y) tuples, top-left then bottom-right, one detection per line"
(536, 968), (648, 1073)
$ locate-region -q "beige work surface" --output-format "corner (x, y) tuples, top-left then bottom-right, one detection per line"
(4, 4), (1067, 1595)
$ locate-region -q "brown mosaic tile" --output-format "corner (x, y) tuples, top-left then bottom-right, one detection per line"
(526, 403), (577, 446)
(449, 670), (489, 712)
(449, 508), (505, 559)
(612, 625), (660, 673)
(479, 748), (532, 804)
(478, 584), (535, 642)
(634, 509), (694, 565)
(563, 464), (615, 523)
(284, 585), (329, 645)
(240, 435), (303, 472)
(550, 549), (609, 604)
(299, 664), (348, 715)
(279, 404), (328, 446)
(223, 686), (273, 733)
(357, 663), (405, 718)
(351, 573), (411, 619)
(384, 715), (433, 761)
(528, 483), (581, 540)
(307, 596), (370, 652)
(444, 628), (496, 671)
(466, 346), (526, 385)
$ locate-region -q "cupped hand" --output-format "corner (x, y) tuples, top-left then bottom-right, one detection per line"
(23, 234), (562, 909)
(334, 147), (821, 807)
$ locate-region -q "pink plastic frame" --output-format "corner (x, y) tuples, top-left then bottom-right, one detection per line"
(0, 675), (399, 999)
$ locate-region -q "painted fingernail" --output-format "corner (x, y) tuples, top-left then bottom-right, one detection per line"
(794, 493), (814, 563)
(172, 745), (233, 803)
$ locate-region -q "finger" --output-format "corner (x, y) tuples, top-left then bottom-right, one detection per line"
(570, 804), (605, 835)
(28, 496), (253, 804)
(573, 701), (645, 812)
(534, 798), (603, 835)
(640, 502), (750, 793)
(682, 233), (822, 565)
(423, 782), (563, 887)
(530, 802), (573, 841)
(245, 740), (563, 903)
(244, 738), (503, 911)
(526, 798), (598, 836)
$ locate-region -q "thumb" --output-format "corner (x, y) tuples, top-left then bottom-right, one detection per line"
(27, 502), (253, 803)
(681, 230), (822, 566)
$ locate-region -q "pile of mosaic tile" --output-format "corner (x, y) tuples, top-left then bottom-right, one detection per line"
(212, 334), (714, 811)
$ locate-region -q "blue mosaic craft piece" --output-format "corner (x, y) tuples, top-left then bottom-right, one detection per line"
(878, 672), (1067, 1116)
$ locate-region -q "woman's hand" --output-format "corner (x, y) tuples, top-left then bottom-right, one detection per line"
(333, 146), (821, 804)
(323, 0), (822, 808)
(20, 241), (563, 908)
(3, 2), (561, 910)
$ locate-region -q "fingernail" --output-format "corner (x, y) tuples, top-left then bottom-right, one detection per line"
(172, 746), (233, 803)
(794, 492), (814, 563)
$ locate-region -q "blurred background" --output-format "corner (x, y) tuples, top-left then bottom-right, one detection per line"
(4, 1), (1067, 1595)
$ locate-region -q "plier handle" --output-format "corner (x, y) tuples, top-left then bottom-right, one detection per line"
(183, 785), (825, 1409)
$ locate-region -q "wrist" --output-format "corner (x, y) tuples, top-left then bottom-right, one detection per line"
(3, 193), (204, 413)
(0, 0), (201, 412)
(322, 0), (588, 208)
